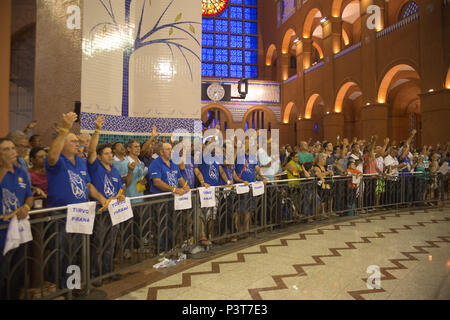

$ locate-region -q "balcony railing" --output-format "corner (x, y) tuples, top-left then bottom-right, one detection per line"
(334, 42), (361, 59)
(376, 12), (419, 39)
(283, 73), (298, 84)
(304, 60), (324, 74)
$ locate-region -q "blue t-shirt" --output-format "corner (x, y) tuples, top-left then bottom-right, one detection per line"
(0, 167), (33, 249)
(220, 156), (234, 186)
(87, 159), (124, 201)
(398, 154), (412, 173)
(235, 153), (257, 183)
(45, 154), (91, 208)
(148, 156), (182, 194)
(197, 162), (221, 187)
(180, 161), (195, 189)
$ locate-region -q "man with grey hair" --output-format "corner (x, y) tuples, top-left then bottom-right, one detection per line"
(46, 112), (108, 289)
(6, 131), (30, 180)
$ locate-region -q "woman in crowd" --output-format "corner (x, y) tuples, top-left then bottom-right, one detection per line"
(313, 153), (333, 219)
(28, 147), (48, 208)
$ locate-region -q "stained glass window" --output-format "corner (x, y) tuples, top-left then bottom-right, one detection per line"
(202, 0), (230, 17)
(202, 0), (258, 78)
(399, 1), (419, 20)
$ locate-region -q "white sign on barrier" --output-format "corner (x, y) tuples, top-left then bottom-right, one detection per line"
(3, 216), (33, 256)
(66, 202), (96, 235)
(108, 198), (134, 226)
(199, 187), (216, 208)
(252, 181), (265, 197)
(236, 184), (250, 194)
(175, 191), (192, 211)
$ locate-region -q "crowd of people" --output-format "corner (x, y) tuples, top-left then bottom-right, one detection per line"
(0, 112), (449, 298)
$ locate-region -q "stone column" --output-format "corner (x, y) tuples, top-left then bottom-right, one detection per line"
(301, 38), (313, 70)
(420, 90), (450, 146)
(323, 113), (345, 143)
(34, 0), (82, 146)
(361, 103), (389, 141)
(279, 53), (290, 81)
(0, 0), (11, 136)
(419, 0), (445, 92)
(297, 119), (314, 142)
(360, 0), (385, 104)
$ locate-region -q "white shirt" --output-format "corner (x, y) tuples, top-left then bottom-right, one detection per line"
(384, 155), (399, 176)
(257, 148), (281, 179)
(376, 156), (384, 174)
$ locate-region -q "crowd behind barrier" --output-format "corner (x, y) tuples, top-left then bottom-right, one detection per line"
(1, 116), (450, 300)
(0, 172), (448, 300)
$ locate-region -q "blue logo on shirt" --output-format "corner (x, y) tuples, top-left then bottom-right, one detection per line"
(68, 170), (88, 200)
(2, 189), (19, 214)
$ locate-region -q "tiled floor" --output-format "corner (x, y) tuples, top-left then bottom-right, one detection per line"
(102, 207), (450, 300)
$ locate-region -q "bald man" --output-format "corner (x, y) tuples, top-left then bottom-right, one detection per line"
(46, 112), (107, 289)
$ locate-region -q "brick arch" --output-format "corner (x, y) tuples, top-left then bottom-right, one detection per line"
(304, 93), (324, 119)
(242, 106), (278, 129)
(282, 101), (296, 124)
(334, 80), (362, 113)
(265, 43), (277, 67)
(281, 28), (296, 54)
(312, 41), (324, 59)
(332, 0), (361, 17)
(445, 66), (450, 89)
(377, 62), (420, 104)
(342, 28), (350, 45)
(332, 0), (344, 17)
(303, 8), (322, 39)
(201, 104), (233, 127)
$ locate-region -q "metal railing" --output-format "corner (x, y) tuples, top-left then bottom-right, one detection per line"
(0, 172), (448, 300)
(334, 42), (361, 60)
(376, 12), (420, 39)
(304, 60), (324, 74)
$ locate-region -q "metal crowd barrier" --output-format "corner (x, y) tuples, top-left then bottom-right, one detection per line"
(0, 173), (448, 300)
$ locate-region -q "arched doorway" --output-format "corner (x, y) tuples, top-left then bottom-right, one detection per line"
(378, 64), (422, 146)
(265, 43), (278, 81)
(201, 104), (233, 137)
(335, 81), (363, 139)
(305, 94), (326, 142)
(341, 1), (361, 47)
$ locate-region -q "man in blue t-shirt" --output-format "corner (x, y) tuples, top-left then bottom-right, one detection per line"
(0, 137), (34, 299)
(86, 116), (126, 285)
(148, 142), (189, 253)
(193, 148), (222, 246)
(45, 112), (108, 289)
(233, 137), (267, 236)
(148, 143), (189, 195)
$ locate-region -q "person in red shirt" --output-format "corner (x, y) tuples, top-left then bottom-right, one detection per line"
(28, 147), (48, 208)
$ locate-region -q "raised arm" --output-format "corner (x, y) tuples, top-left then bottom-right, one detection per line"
(87, 116), (105, 164)
(142, 125), (159, 155)
(47, 113), (77, 166)
(23, 120), (38, 135)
